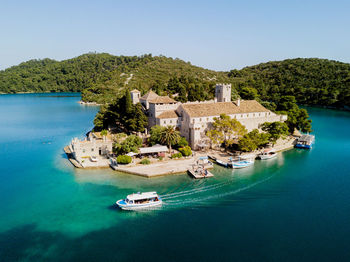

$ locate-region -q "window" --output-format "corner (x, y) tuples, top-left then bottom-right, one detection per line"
(192, 119), (195, 123)
(170, 120), (173, 123)
(207, 118), (209, 121)
(83, 149), (85, 153)
(91, 148), (94, 152)
(200, 118), (202, 122)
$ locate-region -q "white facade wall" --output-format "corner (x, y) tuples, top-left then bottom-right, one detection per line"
(130, 92), (140, 104)
(149, 102), (179, 127)
(183, 112), (287, 149)
(71, 138), (112, 160)
(156, 117), (180, 127)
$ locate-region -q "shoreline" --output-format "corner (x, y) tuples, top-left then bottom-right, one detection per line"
(64, 137), (297, 177)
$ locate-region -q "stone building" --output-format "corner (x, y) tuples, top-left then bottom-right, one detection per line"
(70, 132), (113, 161)
(131, 84), (287, 149)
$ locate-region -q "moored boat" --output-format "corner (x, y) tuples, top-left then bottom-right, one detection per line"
(295, 134), (315, 149)
(258, 149), (277, 160)
(230, 159), (254, 169)
(216, 159), (228, 167)
(116, 192), (162, 210)
(229, 154), (255, 169)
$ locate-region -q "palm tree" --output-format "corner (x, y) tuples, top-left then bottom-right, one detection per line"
(160, 126), (180, 154)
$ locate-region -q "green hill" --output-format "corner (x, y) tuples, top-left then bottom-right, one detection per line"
(0, 53), (231, 104)
(1, 54), (350, 108)
(230, 58), (350, 108)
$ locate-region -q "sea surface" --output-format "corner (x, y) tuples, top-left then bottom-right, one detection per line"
(0, 93), (349, 261)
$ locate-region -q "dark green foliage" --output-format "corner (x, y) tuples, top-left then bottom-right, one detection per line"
(230, 58), (350, 109)
(140, 158), (151, 165)
(116, 155), (132, 164)
(239, 87), (259, 100)
(0, 53), (231, 104)
(178, 146), (192, 156)
(175, 137), (188, 148)
(149, 125), (166, 146)
(113, 135), (142, 155)
(238, 129), (270, 152)
(94, 91), (147, 133)
(261, 122), (290, 144)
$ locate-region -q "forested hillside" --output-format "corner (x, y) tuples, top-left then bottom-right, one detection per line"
(1, 54), (350, 109)
(0, 53), (230, 104)
(230, 58), (350, 108)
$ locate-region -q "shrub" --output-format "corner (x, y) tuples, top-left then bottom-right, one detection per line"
(140, 158), (151, 165)
(158, 156), (163, 161)
(100, 129), (108, 136)
(116, 155), (132, 164)
(171, 152), (182, 159)
(175, 137), (188, 148)
(178, 146), (192, 156)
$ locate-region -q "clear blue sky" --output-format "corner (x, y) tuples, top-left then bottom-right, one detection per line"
(1, 0), (350, 71)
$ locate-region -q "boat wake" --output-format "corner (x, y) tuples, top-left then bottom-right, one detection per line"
(161, 173), (276, 208)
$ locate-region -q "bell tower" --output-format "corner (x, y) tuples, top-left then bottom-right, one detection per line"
(215, 84), (231, 102)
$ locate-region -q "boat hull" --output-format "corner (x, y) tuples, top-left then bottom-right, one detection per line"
(295, 144), (312, 149)
(230, 161), (254, 169)
(258, 153), (277, 160)
(116, 199), (162, 211)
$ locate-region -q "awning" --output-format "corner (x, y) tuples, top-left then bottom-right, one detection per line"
(139, 144), (168, 154)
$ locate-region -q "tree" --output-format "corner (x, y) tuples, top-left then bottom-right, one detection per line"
(125, 89), (133, 114)
(160, 126), (180, 154)
(239, 87), (259, 100)
(93, 92), (148, 133)
(149, 125), (166, 145)
(113, 135), (142, 155)
(261, 121), (289, 144)
(206, 114), (247, 150)
(238, 129), (270, 152)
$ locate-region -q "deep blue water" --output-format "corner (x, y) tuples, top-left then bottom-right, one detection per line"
(0, 93), (350, 261)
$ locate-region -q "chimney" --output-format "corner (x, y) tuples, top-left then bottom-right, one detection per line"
(237, 98), (241, 107)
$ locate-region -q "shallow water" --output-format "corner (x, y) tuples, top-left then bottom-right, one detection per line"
(0, 93), (350, 261)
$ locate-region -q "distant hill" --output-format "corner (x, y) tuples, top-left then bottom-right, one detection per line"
(1, 54), (350, 108)
(0, 53), (231, 104)
(230, 58), (350, 108)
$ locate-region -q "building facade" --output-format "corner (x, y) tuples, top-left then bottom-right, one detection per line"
(131, 84), (287, 149)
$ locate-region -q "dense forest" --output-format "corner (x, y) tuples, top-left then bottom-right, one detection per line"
(0, 53), (230, 104)
(230, 58), (350, 108)
(1, 54), (349, 109)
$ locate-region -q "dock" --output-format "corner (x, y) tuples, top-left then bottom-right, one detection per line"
(187, 168), (214, 179)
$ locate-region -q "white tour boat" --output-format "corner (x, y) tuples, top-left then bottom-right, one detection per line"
(116, 192), (162, 210)
(258, 149), (277, 160)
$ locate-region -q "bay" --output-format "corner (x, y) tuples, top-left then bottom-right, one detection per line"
(0, 93), (349, 261)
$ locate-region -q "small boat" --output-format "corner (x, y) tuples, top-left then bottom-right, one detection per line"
(230, 159), (254, 169)
(295, 134), (315, 149)
(216, 159), (228, 167)
(258, 149), (277, 160)
(229, 155), (255, 169)
(116, 192), (162, 211)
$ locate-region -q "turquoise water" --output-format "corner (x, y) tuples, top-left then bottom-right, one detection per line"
(1, 93), (350, 261)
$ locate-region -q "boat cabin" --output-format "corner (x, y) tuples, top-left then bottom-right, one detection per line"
(125, 192), (160, 204)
